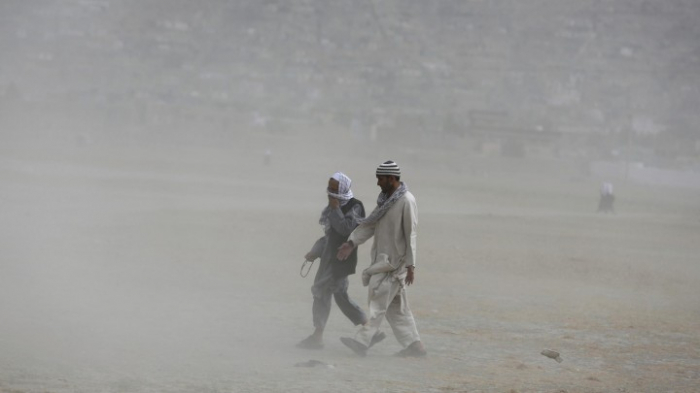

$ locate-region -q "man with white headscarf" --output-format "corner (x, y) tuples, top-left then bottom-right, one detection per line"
(337, 160), (427, 357)
(297, 172), (372, 350)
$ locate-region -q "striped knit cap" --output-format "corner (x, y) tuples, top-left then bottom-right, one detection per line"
(376, 160), (401, 177)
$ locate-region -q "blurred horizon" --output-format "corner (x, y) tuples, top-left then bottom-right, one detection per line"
(1, 0), (699, 166)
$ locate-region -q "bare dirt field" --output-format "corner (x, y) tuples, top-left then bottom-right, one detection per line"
(1, 138), (699, 392)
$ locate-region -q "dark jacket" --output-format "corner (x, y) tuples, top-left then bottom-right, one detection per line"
(312, 198), (365, 279)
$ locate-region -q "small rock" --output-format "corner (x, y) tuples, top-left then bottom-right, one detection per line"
(294, 359), (335, 368)
(541, 349), (563, 363)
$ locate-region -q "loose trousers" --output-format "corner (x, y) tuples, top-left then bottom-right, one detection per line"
(311, 264), (366, 329)
(354, 272), (420, 348)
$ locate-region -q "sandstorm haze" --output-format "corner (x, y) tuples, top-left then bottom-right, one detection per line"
(2, 0), (700, 155)
(1, 1), (700, 392)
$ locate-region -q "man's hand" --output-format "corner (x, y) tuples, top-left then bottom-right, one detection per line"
(328, 196), (340, 209)
(405, 266), (415, 286)
(304, 252), (316, 262)
(336, 241), (354, 260)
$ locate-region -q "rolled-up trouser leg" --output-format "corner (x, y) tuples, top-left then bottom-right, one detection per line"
(354, 276), (397, 347)
(385, 287), (421, 348)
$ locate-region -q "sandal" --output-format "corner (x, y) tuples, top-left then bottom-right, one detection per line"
(394, 342), (427, 358)
(340, 337), (368, 357)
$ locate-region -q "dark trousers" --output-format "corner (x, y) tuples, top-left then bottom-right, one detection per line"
(311, 263), (366, 329)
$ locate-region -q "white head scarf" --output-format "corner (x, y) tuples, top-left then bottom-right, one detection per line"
(319, 172), (354, 229)
(327, 172), (354, 204)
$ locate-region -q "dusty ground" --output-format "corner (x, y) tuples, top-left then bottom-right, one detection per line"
(1, 138), (699, 393)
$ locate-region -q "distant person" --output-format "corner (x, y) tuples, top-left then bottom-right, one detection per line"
(297, 172), (369, 350)
(597, 181), (615, 213)
(337, 161), (427, 357)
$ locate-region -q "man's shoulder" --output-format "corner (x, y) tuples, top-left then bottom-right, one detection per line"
(403, 191), (416, 203)
(345, 198), (364, 213)
(348, 197), (364, 207)
(393, 191), (416, 211)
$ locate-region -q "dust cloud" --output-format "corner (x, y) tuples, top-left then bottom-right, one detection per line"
(1, 1), (699, 392)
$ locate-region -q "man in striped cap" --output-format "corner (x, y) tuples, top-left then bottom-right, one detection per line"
(337, 160), (427, 357)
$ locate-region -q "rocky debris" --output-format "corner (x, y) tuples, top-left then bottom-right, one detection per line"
(541, 349), (563, 363)
(294, 359), (335, 369)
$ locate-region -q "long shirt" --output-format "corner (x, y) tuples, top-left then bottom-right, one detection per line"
(348, 191), (417, 272)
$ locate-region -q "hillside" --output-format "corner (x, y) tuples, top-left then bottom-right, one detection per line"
(1, 0), (699, 155)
